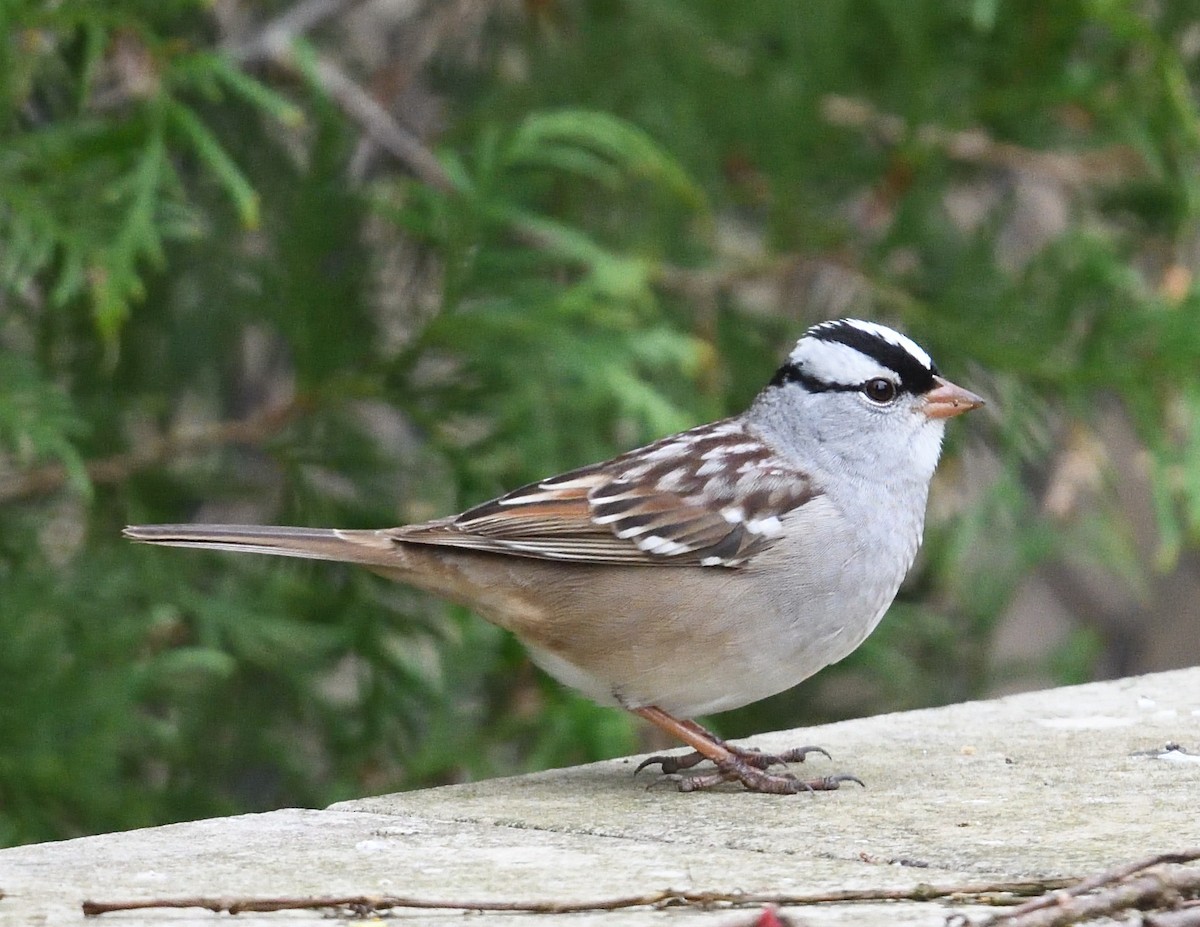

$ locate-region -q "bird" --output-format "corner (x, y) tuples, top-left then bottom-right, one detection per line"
(125, 318), (983, 794)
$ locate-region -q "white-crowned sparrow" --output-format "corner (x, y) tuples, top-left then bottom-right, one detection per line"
(126, 318), (983, 794)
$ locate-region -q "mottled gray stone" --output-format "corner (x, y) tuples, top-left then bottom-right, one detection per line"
(2, 668), (1197, 926)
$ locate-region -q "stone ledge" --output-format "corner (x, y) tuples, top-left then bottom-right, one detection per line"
(2, 667), (1197, 926)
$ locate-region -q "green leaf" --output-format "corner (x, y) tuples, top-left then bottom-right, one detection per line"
(0, 354), (89, 488)
(506, 109), (706, 209)
(195, 53), (306, 128)
(166, 100), (260, 228)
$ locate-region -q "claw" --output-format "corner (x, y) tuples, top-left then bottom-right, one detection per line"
(769, 745), (832, 765)
(635, 751), (707, 775)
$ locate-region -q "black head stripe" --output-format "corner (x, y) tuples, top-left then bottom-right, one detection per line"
(769, 363), (857, 393)
(808, 321), (938, 394)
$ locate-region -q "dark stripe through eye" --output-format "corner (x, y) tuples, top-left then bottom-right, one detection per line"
(769, 364), (903, 402)
(769, 364), (861, 393)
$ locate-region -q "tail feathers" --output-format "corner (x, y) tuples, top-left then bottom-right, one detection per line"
(123, 524), (401, 568)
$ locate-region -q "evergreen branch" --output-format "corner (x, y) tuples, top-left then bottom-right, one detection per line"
(239, 25), (735, 304)
(166, 100), (260, 227)
(0, 400), (305, 504)
(225, 7), (747, 300)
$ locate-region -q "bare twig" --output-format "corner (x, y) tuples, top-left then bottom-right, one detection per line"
(243, 30), (456, 193)
(1145, 906), (1200, 927)
(86, 853), (1200, 922)
(302, 53), (457, 193)
(225, 0), (371, 64)
(0, 400), (304, 504)
(222, 0), (456, 192)
(82, 880), (1068, 917)
(1027, 850), (1200, 914)
(958, 849), (1200, 927)
(821, 94), (1144, 187)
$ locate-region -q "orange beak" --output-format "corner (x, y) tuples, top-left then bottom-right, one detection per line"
(923, 376), (985, 420)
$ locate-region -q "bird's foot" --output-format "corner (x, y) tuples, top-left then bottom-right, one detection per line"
(636, 742), (830, 775)
(630, 705), (864, 795)
(668, 762), (864, 795)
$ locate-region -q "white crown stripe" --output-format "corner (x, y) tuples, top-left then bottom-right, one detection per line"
(809, 319), (933, 371)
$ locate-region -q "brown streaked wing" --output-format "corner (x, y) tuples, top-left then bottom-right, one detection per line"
(391, 419), (821, 567)
(391, 469), (661, 564)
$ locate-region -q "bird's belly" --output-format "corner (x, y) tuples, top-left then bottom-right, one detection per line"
(438, 495), (918, 720)
(515, 544), (901, 719)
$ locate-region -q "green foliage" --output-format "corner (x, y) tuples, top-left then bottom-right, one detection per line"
(0, 353), (89, 491)
(4, 0), (1200, 846)
(0, 1), (297, 343)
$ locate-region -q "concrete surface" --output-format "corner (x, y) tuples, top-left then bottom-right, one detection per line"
(1, 667), (1198, 926)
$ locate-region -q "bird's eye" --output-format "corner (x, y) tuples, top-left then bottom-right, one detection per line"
(863, 378), (898, 404)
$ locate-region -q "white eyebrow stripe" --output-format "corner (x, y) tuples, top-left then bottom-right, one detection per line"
(787, 338), (896, 386)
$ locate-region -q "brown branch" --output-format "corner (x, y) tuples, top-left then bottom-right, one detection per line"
(225, 0), (372, 64)
(82, 880), (1069, 917)
(1145, 906), (1200, 927)
(967, 849), (1200, 927)
(821, 94), (1145, 187)
(0, 400), (304, 505)
(241, 28), (456, 194)
(304, 54), (457, 193)
(218, 0), (456, 192)
(82, 850), (1200, 921)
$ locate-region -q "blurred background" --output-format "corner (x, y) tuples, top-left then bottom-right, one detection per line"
(3, 0), (1199, 847)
